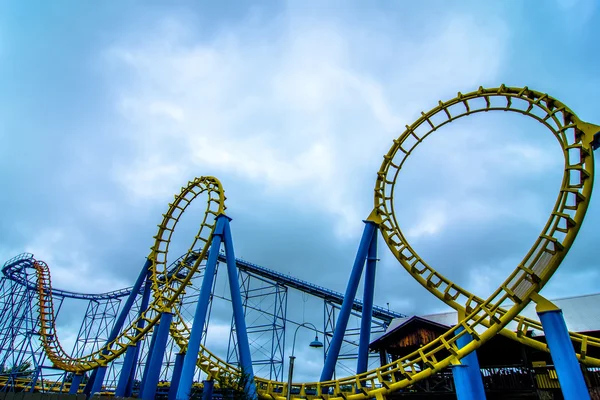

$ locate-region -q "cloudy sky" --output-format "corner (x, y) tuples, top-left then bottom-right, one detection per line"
(1, 0), (599, 383)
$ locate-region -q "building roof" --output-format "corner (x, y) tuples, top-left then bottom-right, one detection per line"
(374, 292), (600, 342)
(370, 315), (450, 349)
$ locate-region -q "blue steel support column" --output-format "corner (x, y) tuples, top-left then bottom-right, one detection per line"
(85, 259), (152, 396)
(69, 374), (84, 394)
(138, 320), (161, 399)
(82, 368), (98, 396)
(141, 311), (174, 400)
(536, 296), (590, 400)
(168, 353), (186, 400)
(176, 216), (227, 400)
(90, 366), (107, 395)
(116, 275), (153, 397)
(125, 277), (154, 397)
(223, 217), (257, 398)
(28, 369), (39, 392)
(202, 379), (214, 400)
(451, 325), (486, 400)
(356, 227), (377, 374)
(115, 345), (138, 397)
(320, 221), (376, 382)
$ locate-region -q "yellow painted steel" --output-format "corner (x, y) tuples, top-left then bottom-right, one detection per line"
(24, 86), (599, 399)
(33, 176), (227, 373)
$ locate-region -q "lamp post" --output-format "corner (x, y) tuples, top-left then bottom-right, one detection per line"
(286, 322), (323, 400)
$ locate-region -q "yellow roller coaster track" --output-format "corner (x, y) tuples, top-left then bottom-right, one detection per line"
(27, 85), (599, 399)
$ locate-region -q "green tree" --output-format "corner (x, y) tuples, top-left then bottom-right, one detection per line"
(216, 369), (253, 400)
(1, 361), (34, 377)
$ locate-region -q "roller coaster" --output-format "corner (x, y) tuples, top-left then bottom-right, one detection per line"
(0, 85), (598, 399)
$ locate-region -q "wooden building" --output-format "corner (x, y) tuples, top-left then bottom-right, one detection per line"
(369, 293), (600, 399)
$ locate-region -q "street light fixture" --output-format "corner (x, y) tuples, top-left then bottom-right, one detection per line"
(286, 322), (323, 400)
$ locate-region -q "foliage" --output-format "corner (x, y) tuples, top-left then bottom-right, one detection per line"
(1, 361), (34, 377)
(216, 369), (254, 400)
(65, 371), (90, 384)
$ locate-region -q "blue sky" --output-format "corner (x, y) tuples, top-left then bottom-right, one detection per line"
(1, 0), (599, 382)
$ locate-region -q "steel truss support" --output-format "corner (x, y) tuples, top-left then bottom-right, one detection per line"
(535, 296), (589, 400)
(0, 260), (66, 393)
(176, 215), (257, 400)
(323, 300), (387, 378)
(357, 230), (377, 374)
(227, 269), (287, 381)
(320, 221), (378, 382)
(141, 311), (173, 400)
(115, 274), (152, 397)
(168, 353), (185, 400)
(84, 259), (151, 396)
(451, 324), (486, 400)
(202, 379), (214, 400)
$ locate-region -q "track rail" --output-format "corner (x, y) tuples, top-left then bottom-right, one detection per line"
(224, 254), (407, 323)
(8, 85), (599, 399)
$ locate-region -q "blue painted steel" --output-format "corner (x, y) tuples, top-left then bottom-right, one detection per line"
(90, 366), (107, 395)
(86, 259), (152, 395)
(220, 254), (406, 323)
(357, 228), (377, 374)
(176, 216), (227, 400)
(28, 369), (39, 392)
(450, 364), (473, 399)
(168, 353), (186, 400)
(138, 319), (161, 399)
(223, 218), (257, 398)
(452, 326), (486, 400)
(2, 253), (136, 301)
(202, 379), (214, 400)
(320, 221), (376, 382)
(0, 248), (404, 394)
(107, 259), (152, 344)
(141, 311), (174, 400)
(69, 374), (83, 394)
(125, 275), (153, 397)
(2, 252), (405, 323)
(115, 345), (138, 397)
(82, 367), (98, 396)
(538, 309), (590, 400)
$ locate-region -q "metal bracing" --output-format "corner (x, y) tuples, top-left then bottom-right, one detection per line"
(227, 269), (287, 381)
(221, 254), (406, 324)
(0, 262), (67, 393)
(323, 300), (387, 379)
(71, 297), (123, 359)
(1, 249), (400, 396)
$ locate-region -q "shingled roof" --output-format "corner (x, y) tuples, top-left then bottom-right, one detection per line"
(373, 292), (600, 344)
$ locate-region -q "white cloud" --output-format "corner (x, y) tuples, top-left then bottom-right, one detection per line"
(102, 11), (508, 240)
(23, 227), (128, 293)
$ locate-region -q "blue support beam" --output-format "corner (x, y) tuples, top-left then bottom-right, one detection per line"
(28, 369), (39, 393)
(320, 221), (376, 382)
(141, 311), (174, 400)
(90, 366), (107, 395)
(115, 345), (138, 397)
(451, 325), (486, 400)
(357, 227), (377, 374)
(69, 374), (83, 394)
(138, 322), (160, 399)
(82, 367), (98, 396)
(223, 217), (257, 398)
(168, 353), (186, 400)
(176, 216), (227, 400)
(125, 276), (153, 397)
(202, 379), (214, 400)
(85, 259), (152, 396)
(537, 303), (590, 400)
